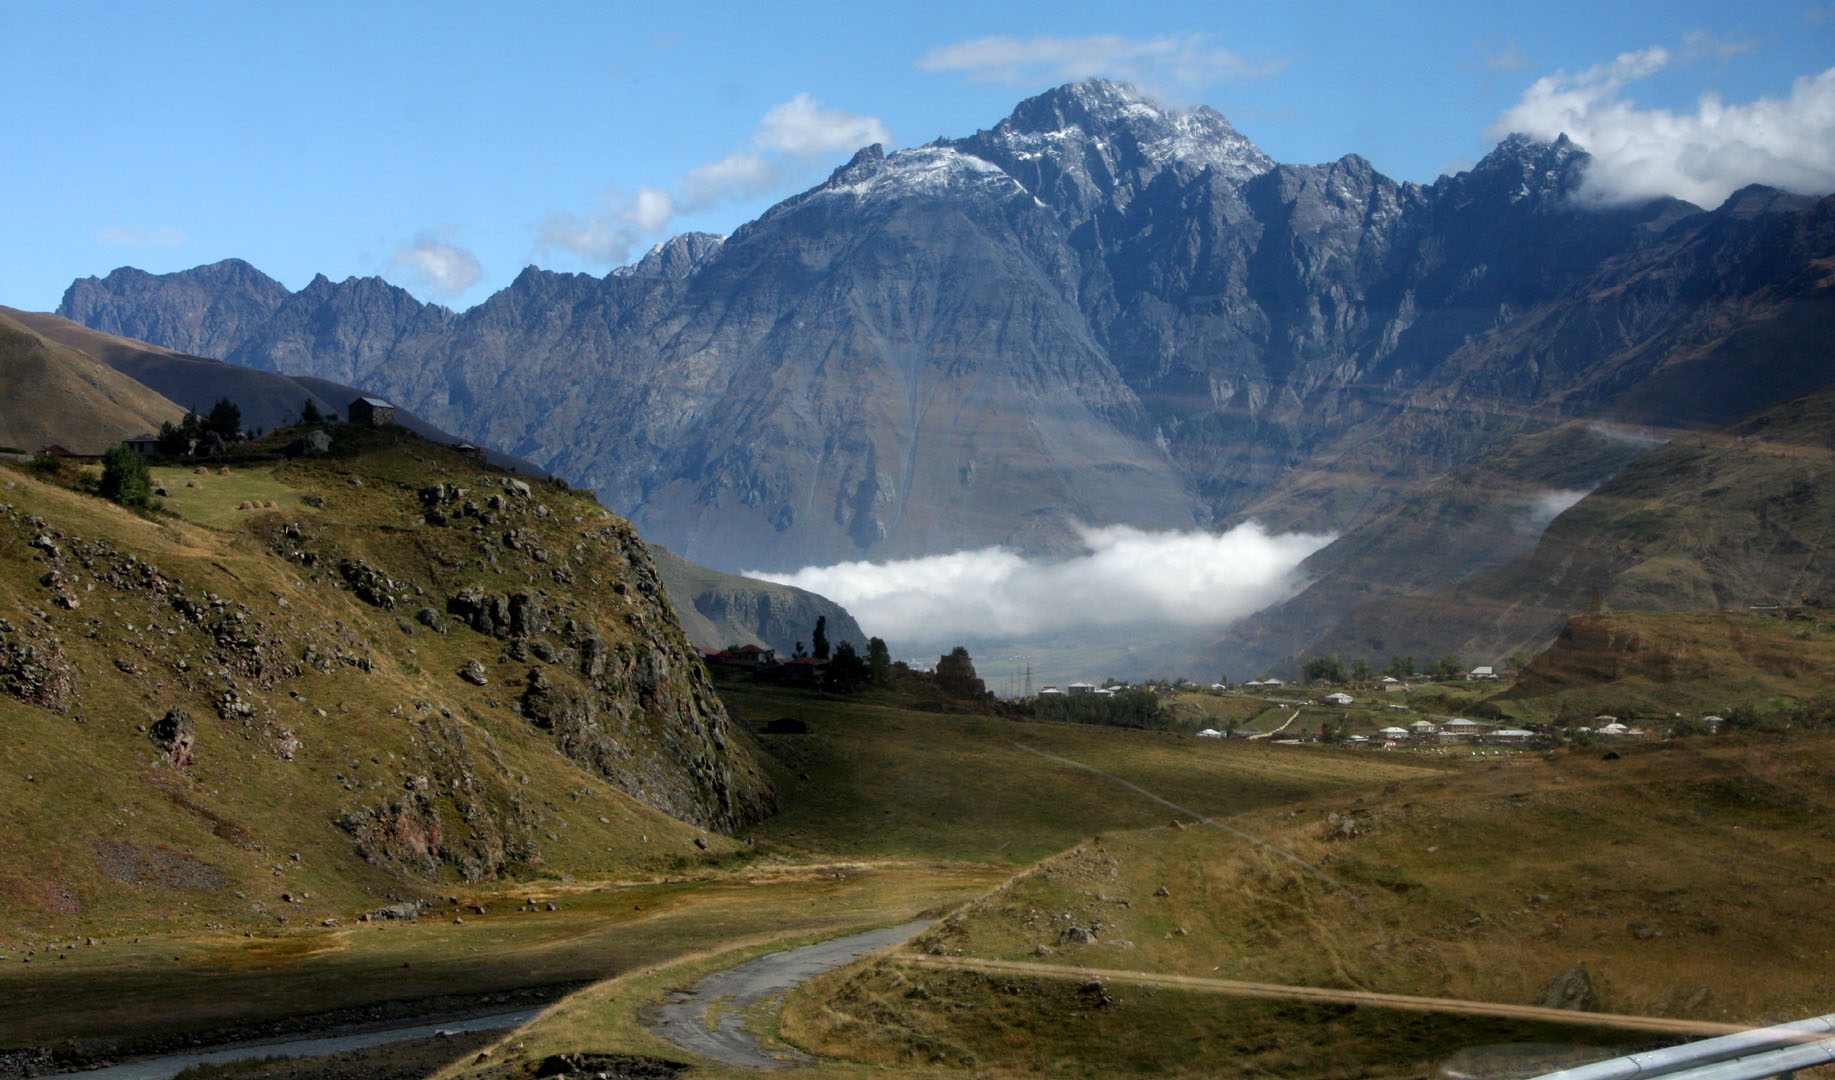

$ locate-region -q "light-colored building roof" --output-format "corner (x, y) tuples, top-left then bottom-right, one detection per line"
(355, 396), (395, 408)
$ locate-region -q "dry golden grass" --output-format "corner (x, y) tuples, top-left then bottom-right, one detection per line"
(782, 735), (1835, 1077)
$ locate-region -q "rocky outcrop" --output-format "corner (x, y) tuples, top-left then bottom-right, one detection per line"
(150, 706), (195, 766)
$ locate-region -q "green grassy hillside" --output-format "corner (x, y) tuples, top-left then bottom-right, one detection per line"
(1496, 607), (1835, 723)
(0, 426), (771, 949)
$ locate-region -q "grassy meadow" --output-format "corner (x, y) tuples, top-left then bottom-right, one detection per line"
(780, 734), (1835, 1077)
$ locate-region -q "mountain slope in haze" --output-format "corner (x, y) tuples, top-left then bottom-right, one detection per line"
(648, 544), (868, 657)
(0, 312), (185, 453)
(1292, 384), (1835, 670)
(1198, 419), (1662, 678)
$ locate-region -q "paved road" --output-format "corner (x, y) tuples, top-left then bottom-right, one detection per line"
(649, 920), (932, 1069)
(64, 1007), (545, 1080)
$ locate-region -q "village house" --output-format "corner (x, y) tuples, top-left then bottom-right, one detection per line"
(1324, 692), (1354, 706)
(122, 432), (163, 457)
(1441, 718), (1485, 738)
(348, 396), (397, 427)
(713, 644), (775, 667)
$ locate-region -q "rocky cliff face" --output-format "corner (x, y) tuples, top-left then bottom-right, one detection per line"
(55, 79), (1835, 660)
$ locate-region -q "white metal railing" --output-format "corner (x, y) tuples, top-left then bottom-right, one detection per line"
(1531, 1014), (1835, 1080)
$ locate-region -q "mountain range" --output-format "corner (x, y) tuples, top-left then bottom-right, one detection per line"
(56, 78), (1835, 675)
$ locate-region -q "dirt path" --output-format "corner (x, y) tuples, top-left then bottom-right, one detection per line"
(899, 955), (1758, 1038)
(648, 920), (932, 1069)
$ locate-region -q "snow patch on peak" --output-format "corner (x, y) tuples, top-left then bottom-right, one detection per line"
(982, 80), (1273, 183)
(818, 144), (1023, 201)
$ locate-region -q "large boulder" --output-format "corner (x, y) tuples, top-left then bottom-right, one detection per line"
(1536, 965), (1599, 1011)
(284, 430), (332, 458)
(150, 706), (195, 766)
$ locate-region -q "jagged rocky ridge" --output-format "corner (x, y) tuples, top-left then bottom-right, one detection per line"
(58, 79), (1835, 665)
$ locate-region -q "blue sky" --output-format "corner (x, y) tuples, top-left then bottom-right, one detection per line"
(6, 0), (1833, 312)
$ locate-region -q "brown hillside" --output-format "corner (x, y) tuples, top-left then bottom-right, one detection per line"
(0, 313), (184, 454)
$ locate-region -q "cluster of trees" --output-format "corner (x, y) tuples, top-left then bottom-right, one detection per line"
(299, 398), (339, 424)
(1032, 687), (1169, 730)
(1298, 653), (1476, 683)
(779, 617), (902, 694)
(156, 398), (244, 456)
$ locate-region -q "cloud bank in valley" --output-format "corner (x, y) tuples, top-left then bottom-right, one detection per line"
(541, 94), (890, 264)
(748, 523), (1332, 649)
(1494, 42), (1835, 208)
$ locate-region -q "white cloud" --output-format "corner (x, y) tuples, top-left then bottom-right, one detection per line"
(748, 522), (1331, 649)
(1492, 46), (1835, 207)
(755, 93), (892, 157)
(1480, 39), (1531, 74)
(916, 32), (1284, 95)
(390, 233), (482, 294)
(539, 187), (677, 264)
(540, 94), (888, 266)
(95, 225), (184, 247)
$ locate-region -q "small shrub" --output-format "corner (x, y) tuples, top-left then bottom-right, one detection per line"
(98, 445), (152, 508)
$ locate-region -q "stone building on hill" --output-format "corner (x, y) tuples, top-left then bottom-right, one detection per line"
(348, 396), (397, 427)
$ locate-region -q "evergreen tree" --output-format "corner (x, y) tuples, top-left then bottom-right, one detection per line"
(826, 641), (869, 691)
(867, 637), (892, 686)
(205, 398), (242, 440)
(935, 646), (984, 699)
(156, 420), (189, 457)
(811, 615), (830, 661)
(300, 398), (323, 424)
